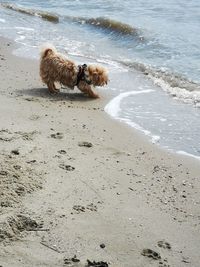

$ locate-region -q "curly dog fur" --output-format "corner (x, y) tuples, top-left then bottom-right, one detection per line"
(40, 44), (108, 98)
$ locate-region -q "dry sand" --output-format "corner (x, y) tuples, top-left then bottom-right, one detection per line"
(0, 37), (200, 267)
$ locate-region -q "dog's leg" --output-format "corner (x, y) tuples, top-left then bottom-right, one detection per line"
(78, 83), (99, 98)
(47, 82), (59, 94)
(86, 87), (99, 98)
(53, 85), (60, 93)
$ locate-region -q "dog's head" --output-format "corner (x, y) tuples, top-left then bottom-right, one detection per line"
(85, 65), (108, 87)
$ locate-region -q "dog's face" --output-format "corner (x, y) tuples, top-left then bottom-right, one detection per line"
(86, 65), (108, 87)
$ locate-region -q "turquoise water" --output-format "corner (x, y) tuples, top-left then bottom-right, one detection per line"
(0, 0), (200, 158)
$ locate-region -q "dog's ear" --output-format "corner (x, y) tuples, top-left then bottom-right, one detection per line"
(92, 72), (99, 84)
(99, 72), (108, 86)
(93, 72), (106, 86)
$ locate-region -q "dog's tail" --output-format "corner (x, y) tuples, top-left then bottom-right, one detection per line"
(40, 43), (57, 59)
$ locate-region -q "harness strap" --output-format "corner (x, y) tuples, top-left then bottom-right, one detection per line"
(76, 64), (87, 86)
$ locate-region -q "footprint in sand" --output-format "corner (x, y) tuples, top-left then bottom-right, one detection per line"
(141, 248), (161, 260)
(50, 132), (64, 139)
(0, 130), (38, 142)
(73, 205), (86, 213)
(58, 149), (67, 154)
(86, 260), (109, 267)
(158, 240), (171, 250)
(63, 257), (109, 267)
(78, 141), (93, 148)
(64, 255), (80, 265)
(72, 203), (97, 214)
(29, 114), (40, 121)
(86, 203), (97, 212)
(59, 164), (75, 171)
(0, 129), (15, 141)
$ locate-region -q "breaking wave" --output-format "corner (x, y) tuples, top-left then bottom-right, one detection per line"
(105, 90), (161, 143)
(1, 3), (59, 23)
(1, 3), (142, 37)
(75, 17), (139, 36)
(121, 61), (200, 106)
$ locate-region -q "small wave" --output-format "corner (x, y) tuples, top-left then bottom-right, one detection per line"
(15, 35), (25, 42)
(64, 16), (142, 38)
(1, 3), (59, 23)
(1, 3), (143, 39)
(121, 61), (200, 106)
(105, 90), (160, 143)
(0, 18), (6, 23)
(84, 17), (138, 36)
(177, 151), (200, 161)
(15, 26), (34, 31)
(105, 90), (154, 117)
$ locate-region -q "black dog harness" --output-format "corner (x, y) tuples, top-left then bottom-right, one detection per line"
(76, 64), (91, 86)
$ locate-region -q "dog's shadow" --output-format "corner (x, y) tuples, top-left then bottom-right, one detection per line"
(19, 87), (95, 102)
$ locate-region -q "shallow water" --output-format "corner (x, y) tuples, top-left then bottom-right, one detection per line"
(0, 0), (200, 158)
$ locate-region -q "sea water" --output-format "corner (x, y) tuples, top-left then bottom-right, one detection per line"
(0, 0), (200, 158)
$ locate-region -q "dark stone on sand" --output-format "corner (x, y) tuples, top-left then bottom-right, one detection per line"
(100, 243), (106, 249)
(11, 149), (20, 155)
(86, 260), (109, 267)
(78, 141), (93, 148)
(141, 248), (161, 260)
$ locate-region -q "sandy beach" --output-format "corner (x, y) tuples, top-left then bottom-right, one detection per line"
(0, 37), (200, 267)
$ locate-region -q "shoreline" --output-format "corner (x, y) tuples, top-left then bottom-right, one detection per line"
(5, 37), (200, 162)
(0, 37), (200, 266)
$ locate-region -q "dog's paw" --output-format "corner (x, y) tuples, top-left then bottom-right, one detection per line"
(48, 89), (60, 95)
(92, 94), (100, 99)
(54, 89), (60, 94)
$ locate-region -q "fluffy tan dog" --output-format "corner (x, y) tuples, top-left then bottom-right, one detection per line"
(40, 44), (108, 98)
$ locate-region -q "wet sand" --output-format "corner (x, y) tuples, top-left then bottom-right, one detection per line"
(0, 37), (200, 267)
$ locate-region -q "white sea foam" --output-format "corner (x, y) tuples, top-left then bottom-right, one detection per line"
(67, 51), (125, 73)
(15, 27), (34, 31)
(121, 117), (160, 144)
(177, 151), (200, 161)
(97, 58), (128, 73)
(15, 35), (26, 41)
(0, 19), (6, 23)
(149, 75), (200, 106)
(104, 89), (160, 143)
(121, 61), (200, 107)
(105, 89), (154, 116)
